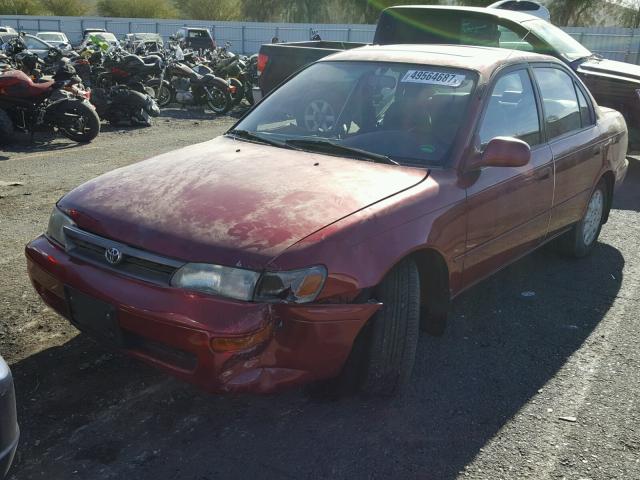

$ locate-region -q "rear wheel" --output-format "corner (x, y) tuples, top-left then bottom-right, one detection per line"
(58, 102), (100, 143)
(0, 109), (14, 144)
(555, 179), (607, 257)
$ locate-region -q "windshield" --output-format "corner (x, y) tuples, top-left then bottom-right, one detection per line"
(234, 61), (476, 166)
(524, 19), (591, 62)
(92, 33), (117, 43)
(38, 33), (64, 42)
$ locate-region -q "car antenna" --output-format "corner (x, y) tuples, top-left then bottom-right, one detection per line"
(504, 29), (532, 63)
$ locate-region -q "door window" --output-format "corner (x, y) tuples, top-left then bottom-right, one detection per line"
(478, 69), (541, 147)
(575, 84), (594, 127)
(533, 67), (582, 139)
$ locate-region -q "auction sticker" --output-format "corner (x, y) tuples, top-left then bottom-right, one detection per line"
(401, 70), (465, 87)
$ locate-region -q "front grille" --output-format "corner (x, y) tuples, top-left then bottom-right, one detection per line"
(64, 226), (185, 286)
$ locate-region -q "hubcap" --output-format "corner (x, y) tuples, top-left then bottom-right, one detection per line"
(582, 189), (604, 245)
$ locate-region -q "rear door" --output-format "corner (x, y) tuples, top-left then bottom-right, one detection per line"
(531, 65), (604, 236)
(461, 66), (554, 288)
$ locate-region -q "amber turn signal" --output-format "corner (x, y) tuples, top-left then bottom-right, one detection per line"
(210, 322), (273, 353)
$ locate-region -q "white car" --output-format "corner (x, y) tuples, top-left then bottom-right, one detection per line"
(36, 31), (71, 50)
(488, 0), (551, 21)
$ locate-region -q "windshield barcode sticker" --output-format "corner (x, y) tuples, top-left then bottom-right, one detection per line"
(401, 70), (465, 87)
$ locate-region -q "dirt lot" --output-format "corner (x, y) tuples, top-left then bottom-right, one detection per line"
(1, 114), (639, 480)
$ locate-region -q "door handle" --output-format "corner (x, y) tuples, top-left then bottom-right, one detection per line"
(534, 167), (551, 180)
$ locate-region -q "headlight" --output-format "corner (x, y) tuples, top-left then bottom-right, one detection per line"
(171, 264), (327, 304)
(254, 266), (326, 304)
(171, 263), (260, 301)
(46, 206), (76, 248)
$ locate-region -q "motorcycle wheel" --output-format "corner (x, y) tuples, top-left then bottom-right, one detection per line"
(205, 86), (232, 115)
(58, 102), (101, 143)
(0, 109), (14, 144)
(155, 84), (173, 108)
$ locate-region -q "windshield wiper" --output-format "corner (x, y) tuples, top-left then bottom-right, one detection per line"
(226, 129), (292, 149)
(284, 139), (399, 165)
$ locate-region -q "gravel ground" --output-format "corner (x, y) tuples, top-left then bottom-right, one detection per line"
(1, 114), (639, 480)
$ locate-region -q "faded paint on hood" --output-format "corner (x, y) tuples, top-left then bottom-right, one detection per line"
(59, 136), (428, 269)
(578, 58), (640, 85)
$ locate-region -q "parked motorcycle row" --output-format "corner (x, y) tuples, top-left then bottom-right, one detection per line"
(0, 34), (259, 144)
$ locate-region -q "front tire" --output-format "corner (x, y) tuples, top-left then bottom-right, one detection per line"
(556, 180), (607, 258)
(356, 258), (421, 396)
(205, 85), (232, 114)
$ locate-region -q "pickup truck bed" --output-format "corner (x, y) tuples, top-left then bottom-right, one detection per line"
(258, 41), (366, 97)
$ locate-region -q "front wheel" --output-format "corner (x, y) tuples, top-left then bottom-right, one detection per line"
(57, 101), (100, 143)
(152, 82), (173, 108)
(336, 258), (421, 397)
(205, 85), (232, 115)
(555, 179), (607, 257)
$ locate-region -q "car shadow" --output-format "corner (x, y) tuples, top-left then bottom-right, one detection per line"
(612, 156), (640, 212)
(6, 242), (624, 479)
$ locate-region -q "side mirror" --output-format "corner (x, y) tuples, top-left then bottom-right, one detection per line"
(470, 136), (531, 170)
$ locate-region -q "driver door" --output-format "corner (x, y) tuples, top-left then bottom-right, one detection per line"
(461, 67), (554, 289)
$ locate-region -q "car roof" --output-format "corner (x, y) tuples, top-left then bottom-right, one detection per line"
(323, 44), (560, 78)
(384, 5), (541, 24)
(37, 31), (65, 35)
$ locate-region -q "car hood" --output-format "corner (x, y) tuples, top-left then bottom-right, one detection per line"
(59, 136), (428, 269)
(578, 57), (640, 84)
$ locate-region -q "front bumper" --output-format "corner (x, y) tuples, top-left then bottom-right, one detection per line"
(0, 357), (18, 479)
(26, 236), (378, 394)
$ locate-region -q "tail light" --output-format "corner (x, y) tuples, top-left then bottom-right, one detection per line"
(257, 53), (268, 76)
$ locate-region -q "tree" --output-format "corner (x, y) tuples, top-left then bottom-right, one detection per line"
(546, 0), (600, 26)
(177, 0), (239, 21)
(40, 0), (88, 16)
(97, 0), (178, 18)
(0, 0), (44, 15)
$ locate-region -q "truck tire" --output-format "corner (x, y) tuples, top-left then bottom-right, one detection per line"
(0, 109), (14, 144)
(358, 258), (421, 396)
(555, 179), (607, 258)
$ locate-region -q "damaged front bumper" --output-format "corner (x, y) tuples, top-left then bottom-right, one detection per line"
(25, 236), (379, 394)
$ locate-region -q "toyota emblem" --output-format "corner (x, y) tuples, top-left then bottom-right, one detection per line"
(105, 247), (123, 265)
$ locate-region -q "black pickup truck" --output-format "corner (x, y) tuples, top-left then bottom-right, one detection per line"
(256, 5), (640, 147)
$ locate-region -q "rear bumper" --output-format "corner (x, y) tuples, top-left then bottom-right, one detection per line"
(0, 357), (18, 479)
(25, 235), (378, 394)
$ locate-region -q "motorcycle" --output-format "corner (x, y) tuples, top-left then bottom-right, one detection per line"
(97, 49), (163, 98)
(0, 65), (100, 143)
(91, 84), (160, 127)
(149, 58), (231, 114)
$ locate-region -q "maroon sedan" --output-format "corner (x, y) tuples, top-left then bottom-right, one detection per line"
(26, 45), (628, 396)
